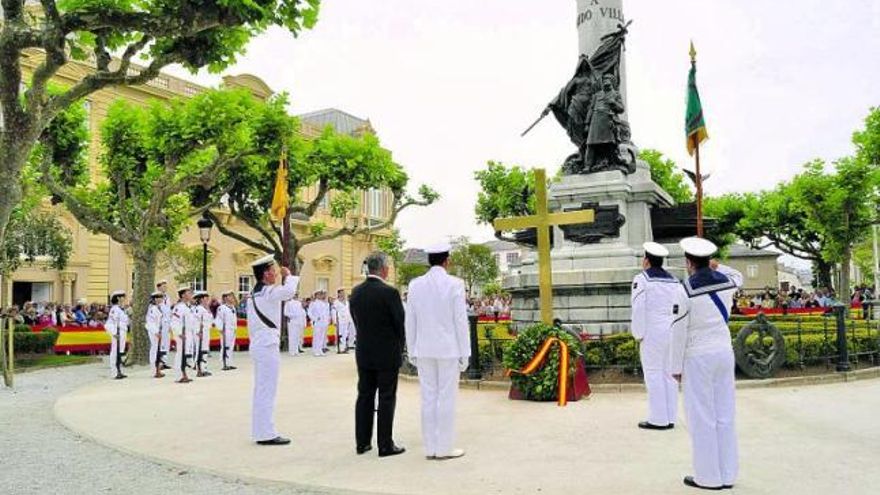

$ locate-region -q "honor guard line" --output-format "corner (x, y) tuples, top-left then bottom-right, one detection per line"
(492, 169), (595, 325)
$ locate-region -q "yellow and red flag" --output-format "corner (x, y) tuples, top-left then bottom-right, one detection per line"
(270, 154), (289, 222)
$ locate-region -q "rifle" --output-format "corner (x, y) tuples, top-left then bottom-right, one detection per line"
(220, 309), (228, 369)
(521, 107), (551, 137)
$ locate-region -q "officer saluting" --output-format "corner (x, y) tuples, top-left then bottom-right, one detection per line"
(670, 237), (743, 491)
(248, 255), (299, 446)
(631, 242), (686, 430)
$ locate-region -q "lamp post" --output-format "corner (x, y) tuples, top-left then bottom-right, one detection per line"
(197, 215), (213, 291)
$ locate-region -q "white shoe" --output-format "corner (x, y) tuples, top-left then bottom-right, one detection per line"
(436, 449), (465, 460)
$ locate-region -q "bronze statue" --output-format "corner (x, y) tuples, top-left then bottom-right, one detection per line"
(523, 22), (636, 175)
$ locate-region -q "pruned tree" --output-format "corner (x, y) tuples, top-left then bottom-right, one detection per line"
(40, 89), (296, 363)
(199, 126), (439, 273)
(0, 0), (321, 290)
(449, 238), (499, 296)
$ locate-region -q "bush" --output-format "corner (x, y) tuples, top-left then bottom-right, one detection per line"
(502, 323), (582, 401)
(1, 327), (59, 354)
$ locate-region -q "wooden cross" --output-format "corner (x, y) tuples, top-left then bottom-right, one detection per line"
(493, 169), (595, 324)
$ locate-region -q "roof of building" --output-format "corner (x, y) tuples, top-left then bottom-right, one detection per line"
(726, 244), (781, 259)
(482, 240), (527, 252)
(403, 248), (428, 265)
(298, 108), (373, 136)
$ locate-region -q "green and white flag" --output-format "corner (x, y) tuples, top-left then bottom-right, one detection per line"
(686, 41), (708, 156)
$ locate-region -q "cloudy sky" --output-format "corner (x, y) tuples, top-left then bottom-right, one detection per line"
(169, 0), (880, 249)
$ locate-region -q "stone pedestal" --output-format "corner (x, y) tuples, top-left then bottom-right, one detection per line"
(502, 162), (686, 334)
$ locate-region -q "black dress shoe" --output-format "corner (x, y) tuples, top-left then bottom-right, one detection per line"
(638, 421), (673, 430)
(161, 364), (172, 370)
(722, 485), (734, 490)
(683, 476), (723, 490)
(378, 445), (406, 457)
(356, 445), (372, 455)
(256, 436), (291, 446)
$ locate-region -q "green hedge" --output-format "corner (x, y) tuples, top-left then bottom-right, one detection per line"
(502, 324), (582, 401)
(1, 326), (59, 354)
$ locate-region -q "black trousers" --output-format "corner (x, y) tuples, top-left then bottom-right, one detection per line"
(355, 367), (399, 450)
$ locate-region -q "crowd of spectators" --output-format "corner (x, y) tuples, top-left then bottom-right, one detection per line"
(467, 296), (512, 321)
(733, 284), (876, 317)
(0, 301), (116, 327)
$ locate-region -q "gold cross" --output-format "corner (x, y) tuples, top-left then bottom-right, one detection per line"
(493, 169), (595, 325)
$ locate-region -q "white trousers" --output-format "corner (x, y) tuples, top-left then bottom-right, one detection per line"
(251, 345), (281, 441)
(417, 358), (460, 456)
(108, 333), (126, 377)
(160, 322), (171, 354)
(683, 350), (738, 487)
(643, 368), (678, 426)
(312, 324), (328, 356)
(288, 323), (304, 355)
(337, 321), (355, 349)
(220, 329), (236, 367)
(148, 331), (161, 371)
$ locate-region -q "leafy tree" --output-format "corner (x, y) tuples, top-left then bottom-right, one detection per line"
(376, 228), (405, 266)
(200, 126), (439, 273)
(474, 161), (537, 230)
(449, 239), (499, 296)
(638, 149), (694, 204)
(0, 0), (321, 287)
(157, 242), (212, 286)
(40, 89), (295, 363)
(396, 262), (429, 289)
(482, 281), (505, 298)
(853, 107), (880, 165)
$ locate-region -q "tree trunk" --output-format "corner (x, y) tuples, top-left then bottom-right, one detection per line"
(1, 316), (10, 387)
(129, 249), (158, 365)
(815, 259), (834, 291)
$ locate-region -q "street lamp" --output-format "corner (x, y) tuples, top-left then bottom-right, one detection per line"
(197, 215), (213, 291)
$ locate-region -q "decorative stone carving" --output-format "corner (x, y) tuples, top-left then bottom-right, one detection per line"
(559, 203), (625, 244)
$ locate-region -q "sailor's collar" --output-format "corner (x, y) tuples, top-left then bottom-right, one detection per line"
(683, 267), (737, 297)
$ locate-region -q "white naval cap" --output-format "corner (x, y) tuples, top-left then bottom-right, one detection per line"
(150, 291), (164, 298)
(193, 290), (209, 299)
(425, 242), (452, 255)
(177, 284), (192, 296)
(679, 237), (718, 258)
(642, 241), (669, 258)
(110, 290), (126, 298)
(251, 254), (276, 268)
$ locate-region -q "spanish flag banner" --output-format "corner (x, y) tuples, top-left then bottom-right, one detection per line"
(270, 154), (289, 222)
(686, 41), (709, 156)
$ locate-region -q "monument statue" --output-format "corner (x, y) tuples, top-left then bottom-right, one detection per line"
(523, 22), (636, 175)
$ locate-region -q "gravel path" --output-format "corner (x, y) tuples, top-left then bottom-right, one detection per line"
(0, 363), (336, 495)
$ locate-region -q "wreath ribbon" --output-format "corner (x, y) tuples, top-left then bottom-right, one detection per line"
(507, 337), (570, 406)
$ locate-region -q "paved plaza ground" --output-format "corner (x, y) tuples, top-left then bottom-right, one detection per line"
(3, 354), (879, 494)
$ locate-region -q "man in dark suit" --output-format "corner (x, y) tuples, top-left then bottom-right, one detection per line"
(349, 251), (406, 458)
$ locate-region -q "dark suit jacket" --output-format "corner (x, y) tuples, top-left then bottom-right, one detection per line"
(349, 276), (406, 370)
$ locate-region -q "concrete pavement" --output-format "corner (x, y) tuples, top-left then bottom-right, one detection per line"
(54, 352), (880, 495)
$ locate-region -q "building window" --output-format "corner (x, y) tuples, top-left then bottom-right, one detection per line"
(191, 278), (205, 292)
(319, 190), (329, 210)
(368, 189), (383, 218)
(316, 277), (329, 293)
(506, 252), (520, 265)
(494, 254), (501, 266)
(747, 265), (759, 279)
(238, 275), (253, 297)
(83, 100), (91, 131)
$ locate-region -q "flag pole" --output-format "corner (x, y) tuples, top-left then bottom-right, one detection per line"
(694, 136), (704, 237)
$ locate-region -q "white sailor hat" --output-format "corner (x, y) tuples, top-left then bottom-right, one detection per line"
(679, 237), (718, 258)
(150, 291), (164, 298)
(156, 279), (168, 287)
(177, 285), (192, 296)
(193, 290), (209, 299)
(642, 241), (669, 258)
(110, 290), (126, 298)
(425, 242), (452, 255)
(251, 254), (276, 268)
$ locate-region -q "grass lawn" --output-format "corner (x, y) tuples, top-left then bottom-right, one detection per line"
(14, 354), (101, 372)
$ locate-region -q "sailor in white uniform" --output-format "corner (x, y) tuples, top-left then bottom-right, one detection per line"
(193, 291), (213, 377)
(157, 280), (172, 370)
(631, 241), (686, 430)
(284, 294), (307, 356)
(405, 242), (470, 460)
(215, 291), (238, 370)
(248, 255), (299, 445)
(670, 237), (743, 490)
(146, 291), (166, 378)
(334, 289), (355, 353)
(105, 290), (129, 379)
(308, 290), (331, 356)
(171, 286), (197, 383)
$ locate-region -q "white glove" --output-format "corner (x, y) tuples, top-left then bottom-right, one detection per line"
(458, 357), (469, 372)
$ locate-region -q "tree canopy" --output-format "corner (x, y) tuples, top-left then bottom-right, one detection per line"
(638, 149), (693, 204)
(449, 239), (499, 296)
(201, 124), (439, 272)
